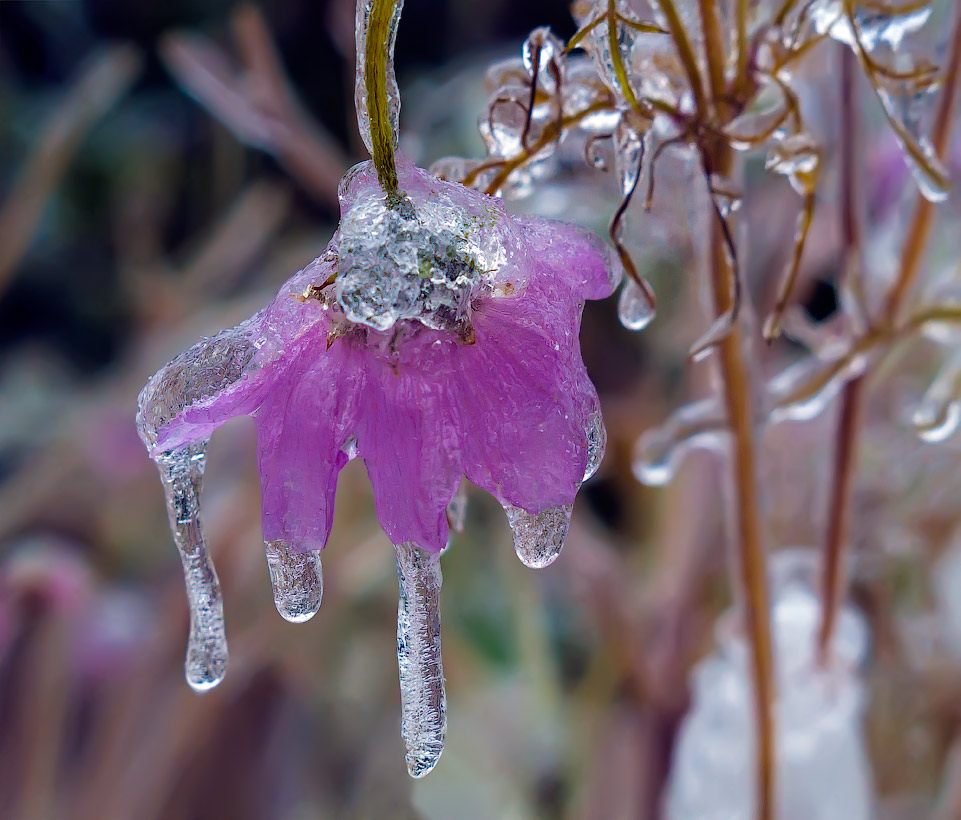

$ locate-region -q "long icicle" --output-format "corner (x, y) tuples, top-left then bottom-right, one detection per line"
(157, 442), (228, 692)
(394, 541), (446, 778)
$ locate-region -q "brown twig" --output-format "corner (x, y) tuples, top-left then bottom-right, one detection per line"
(0, 45), (142, 299)
(707, 141), (776, 820)
(160, 4), (349, 211)
(818, 6), (961, 664)
(816, 46), (865, 666)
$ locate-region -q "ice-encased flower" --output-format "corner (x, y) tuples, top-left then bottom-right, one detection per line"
(138, 152), (619, 558)
(138, 153), (620, 774)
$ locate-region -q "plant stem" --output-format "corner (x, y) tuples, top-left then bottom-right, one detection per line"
(708, 141), (776, 820)
(882, 8), (961, 323)
(364, 0), (400, 194)
(816, 46), (863, 665)
(698, 0), (727, 105)
(657, 0), (708, 115)
(818, 8), (961, 661)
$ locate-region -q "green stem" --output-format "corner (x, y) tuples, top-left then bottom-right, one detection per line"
(364, 0), (400, 194)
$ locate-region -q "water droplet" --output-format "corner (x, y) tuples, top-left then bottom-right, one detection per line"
(768, 354), (868, 424)
(766, 134), (820, 195)
(264, 540), (323, 623)
(876, 84), (949, 204)
(522, 27), (564, 92)
(341, 435), (360, 460)
(618, 277), (656, 331)
(912, 354), (961, 443)
(156, 443), (228, 693)
(584, 406), (607, 481)
(446, 487), (468, 533)
(394, 542), (446, 778)
(632, 399), (727, 486)
(504, 504), (573, 568)
(613, 114), (648, 197)
(708, 173), (742, 217)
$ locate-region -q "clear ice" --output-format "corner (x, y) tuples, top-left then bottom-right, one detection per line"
(504, 504), (573, 568)
(665, 549), (872, 820)
(136, 327), (259, 692)
(618, 277), (656, 331)
(354, 0), (405, 156)
(157, 444), (228, 692)
(264, 539), (323, 623)
(335, 182), (506, 333)
(395, 541), (447, 777)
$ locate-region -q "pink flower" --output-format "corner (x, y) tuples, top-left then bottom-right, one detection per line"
(138, 153), (619, 558)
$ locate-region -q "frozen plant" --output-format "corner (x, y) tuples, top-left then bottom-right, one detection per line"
(137, 0), (620, 778)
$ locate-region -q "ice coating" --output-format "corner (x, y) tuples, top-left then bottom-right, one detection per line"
(354, 0), (405, 156)
(139, 153), (618, 560)
(665, 549), (872, 820)
(395, 541), (446, 777)
(336, 157), (509, 333)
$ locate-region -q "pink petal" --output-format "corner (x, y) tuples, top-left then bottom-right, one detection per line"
(256, 339), (364, 552)
(356, 340), (462, 553)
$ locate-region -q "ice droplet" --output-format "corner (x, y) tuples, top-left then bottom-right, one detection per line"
(395, 542), (446, 778)
(584, 406), (607, 481)
(768, 354), (868, 424)
(446, 486), (468, 533)
(354, 0), (405, 156)
(633, 398), (727, 486)
(912, 353), (961, 443)
(876, 83), (949, 204)
(157, 443), (228, 693)
(522, 27), (565, 92)
(618, 277), (656, 331)
(504, 504), (573, 568)
(264, 540), (323, 623)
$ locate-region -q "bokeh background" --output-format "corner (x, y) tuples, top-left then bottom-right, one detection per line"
(3, 1), (961, 818)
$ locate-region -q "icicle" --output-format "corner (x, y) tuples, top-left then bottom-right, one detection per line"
(394, 542), (446, 778)
(768, 353), (869, 424)
(633, 398), (727, 486)
(354, 0), (405, 156)
(264, 540), (323, 623)
(446, 486), (468, 533)
(912, 353), (961, 443)
(876, 82), (949, 203)
(618, 277), (656, 331)
(504, 504), (573, 568)
(584, 404), (607, 481)
(157, 442), (228, 693)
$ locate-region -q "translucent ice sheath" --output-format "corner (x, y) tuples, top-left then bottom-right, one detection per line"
(355, 0), (405, 194)
(157, 442), (228, 692)
(394, 542), (446, 777)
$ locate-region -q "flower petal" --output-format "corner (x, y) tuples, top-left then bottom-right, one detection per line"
(356, 346), (462, 553)
(454, 309), (592, 512)
(256, 339), (364, 552)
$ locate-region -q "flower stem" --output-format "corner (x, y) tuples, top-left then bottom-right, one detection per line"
(816, 46), (863, 666)
(708, 141), (776, 820)
(817, 8), (961, 662)
(882, 8), (961, 323)
(364, 0), (400, 194)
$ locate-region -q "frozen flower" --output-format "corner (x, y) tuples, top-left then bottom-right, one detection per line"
(139, 152), (618, 558)
(137, 150), (620, 775)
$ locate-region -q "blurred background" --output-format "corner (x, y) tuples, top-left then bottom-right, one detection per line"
(2, 0), (961, 818)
